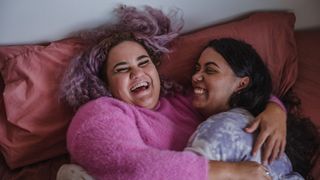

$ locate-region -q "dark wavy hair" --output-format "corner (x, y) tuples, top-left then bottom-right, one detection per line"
(281, 89), (319, 178)
(207, 38), (272, 116)
(208, 38), (319, 178)
(207, 38), (320, 179)
(60, 5), (183, 110)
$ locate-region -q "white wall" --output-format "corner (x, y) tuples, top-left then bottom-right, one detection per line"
(0, 0), (319, 45)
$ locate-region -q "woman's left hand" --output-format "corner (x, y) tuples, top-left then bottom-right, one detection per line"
(245, 102), (287, 165)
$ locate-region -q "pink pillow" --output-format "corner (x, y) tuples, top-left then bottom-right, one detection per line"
(0, 38), (86, 169)
(293, 30), (320, 130)
(159, 12), (297, 97)
(0, 12), (297, 169)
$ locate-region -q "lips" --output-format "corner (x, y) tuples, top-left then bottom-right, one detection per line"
(130, 81), (150, 93)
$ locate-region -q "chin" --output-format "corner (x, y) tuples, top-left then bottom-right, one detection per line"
(192, 99), (204, 109)
(137, 100), (157, 109)
(192, 101), (211, 117)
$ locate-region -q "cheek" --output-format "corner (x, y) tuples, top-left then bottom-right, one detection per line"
(153, 71), (160, 87)
(147, 67), (160, 86)
(108, 75), (129, 96)
(206, 81), (228, 101)
(208, 80), (236, 103)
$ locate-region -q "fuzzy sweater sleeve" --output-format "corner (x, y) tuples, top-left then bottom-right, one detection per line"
(269, 95), (286, 113)
(67, 97), (208, 180)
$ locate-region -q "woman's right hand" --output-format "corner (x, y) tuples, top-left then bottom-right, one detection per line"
(208, 160), (271, 180)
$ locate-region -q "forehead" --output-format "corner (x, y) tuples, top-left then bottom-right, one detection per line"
(198, 47), (228, 66)
(107, 41), (148, 65)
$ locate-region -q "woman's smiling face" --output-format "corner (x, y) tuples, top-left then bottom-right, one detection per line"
(105, 41), (161, 109)
(192, 47), (245, 117)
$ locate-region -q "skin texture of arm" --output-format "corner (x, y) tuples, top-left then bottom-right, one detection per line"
(208, 161), (271, 180)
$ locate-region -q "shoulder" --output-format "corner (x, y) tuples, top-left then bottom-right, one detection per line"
(211, 108), (253, 120)
(68, 97), (134, 136)
(205, 108), (254, 129)
(75, 96), (136, 118)
(67, 97), (138, 148)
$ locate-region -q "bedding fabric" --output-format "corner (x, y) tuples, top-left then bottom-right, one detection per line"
(0, 153), (69, 179)
(293, 30), (320, 179)
(0, 12), (298, 170)
(294, 30), (320, 130)
(0, 38), (86, 169)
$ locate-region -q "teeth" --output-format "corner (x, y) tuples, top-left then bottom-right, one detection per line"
(130, 82), (149, 91)
(194, 87), (205, 94)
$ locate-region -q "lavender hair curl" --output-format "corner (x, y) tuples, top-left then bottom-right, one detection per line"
(115, 5), (184, 54)
(60, 5), (184, 110)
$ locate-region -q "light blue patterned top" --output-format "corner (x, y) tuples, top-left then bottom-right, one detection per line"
(185, 108), (303, 180)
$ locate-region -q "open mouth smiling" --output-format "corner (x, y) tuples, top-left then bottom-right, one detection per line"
(130, 81), (150, 93)
(193, 87), (207, 95)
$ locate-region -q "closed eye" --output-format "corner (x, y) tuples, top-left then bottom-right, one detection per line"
(114, 65), (129, 73)
(205, 67), (217, 74)
(138, 59), (150, 67)
(113, 61), (130, 73)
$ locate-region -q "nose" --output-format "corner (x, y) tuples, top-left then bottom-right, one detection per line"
(130, 67), (144, 79)
(192, 71), (204, 82)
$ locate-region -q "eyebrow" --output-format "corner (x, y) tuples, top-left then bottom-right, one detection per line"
(137, 55), (150, 62)
(112, 55), (150, 69)
(196, 61), (220, 68)
(205, 61), (220, 68)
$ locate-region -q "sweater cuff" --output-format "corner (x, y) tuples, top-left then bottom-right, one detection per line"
(269, 95), (287, 113)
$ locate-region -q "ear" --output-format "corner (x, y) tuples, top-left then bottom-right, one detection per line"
(235, 76), (250, 93)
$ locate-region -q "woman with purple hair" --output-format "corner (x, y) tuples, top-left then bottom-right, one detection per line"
(57, 5), (287, 180)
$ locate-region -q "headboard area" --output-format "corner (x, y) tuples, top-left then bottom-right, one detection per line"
(0, 0), (320, 45)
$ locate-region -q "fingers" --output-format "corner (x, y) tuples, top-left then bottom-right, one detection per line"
(279, 138), (286, 158)
(252, 130), (268, 156)
(270, 140), (280, 163)
(256, 131), (285, 164)
(270, 132), (286, 161)
(245, 118), (260, 133)
(262, 136), (276, 165)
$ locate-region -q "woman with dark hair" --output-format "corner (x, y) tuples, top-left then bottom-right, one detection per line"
(186, 38), (303, 179)
(57, 5), (289, 180)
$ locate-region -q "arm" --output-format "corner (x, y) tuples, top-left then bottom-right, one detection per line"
(208, 161), (271, 180)
(245, 95), (287, 164)
(67, 99), (208, 180)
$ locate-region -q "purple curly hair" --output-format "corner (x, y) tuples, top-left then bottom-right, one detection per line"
(60, 5), (184, 110)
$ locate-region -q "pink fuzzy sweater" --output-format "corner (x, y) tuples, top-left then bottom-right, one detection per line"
(67, 94), (208, 180)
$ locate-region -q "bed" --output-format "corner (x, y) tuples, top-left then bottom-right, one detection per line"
(0, 11), (319, 180)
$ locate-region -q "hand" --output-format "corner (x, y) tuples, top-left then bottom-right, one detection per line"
(57, 164), (94, 180)
(208, 161), (272, 180)
(245, 102), (287, 165)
